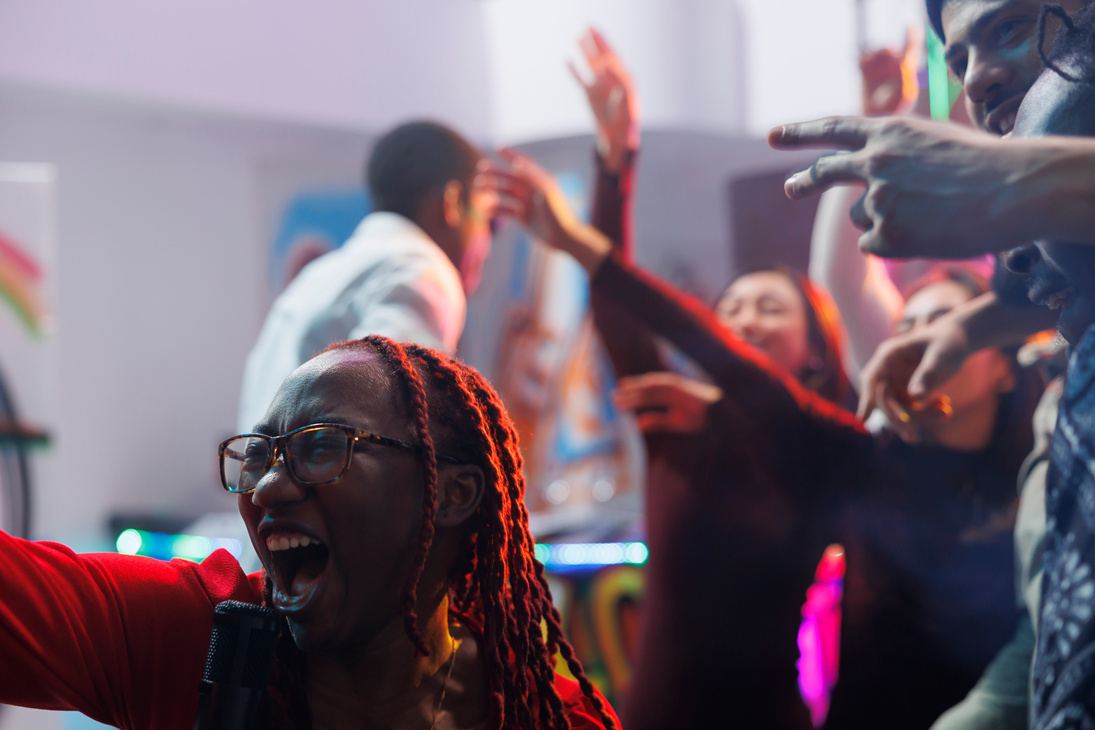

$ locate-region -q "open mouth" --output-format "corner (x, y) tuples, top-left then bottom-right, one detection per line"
(986, 97), (1021, 136)
(1046, 290), (1072, 311)
(741, 335), (768, 352)
(265, 533), (331, 612)
(1029, 275), (1073, 313)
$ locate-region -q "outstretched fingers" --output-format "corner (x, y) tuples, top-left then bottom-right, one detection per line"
(478, 161), (532, 223)
(770, 117), (877, 199)
(579, 30), (605, 75)
(634, 411), (685, 434)
(567, 59), (593, 93)
(587, 27), (612, 56)
(497, 147), (554, 181)
(768, 116), (872, 150)
(785, 151), (867, 199)
(613, 375), (671, 411)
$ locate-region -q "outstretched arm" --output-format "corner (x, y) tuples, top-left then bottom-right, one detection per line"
(483, 153), (868, 472)
(809, 184), (903, 382)
(569, 27), (662, 378)
(808, 39), (917, 381)
(569, 27), (640, 178)
(770, 116), (1095, 259)
(0, 530), (256, 728)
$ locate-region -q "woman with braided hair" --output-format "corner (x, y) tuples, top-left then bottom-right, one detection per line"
(0, 335), (618, 730)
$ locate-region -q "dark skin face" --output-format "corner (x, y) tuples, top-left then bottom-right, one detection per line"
(239, 351), (427, 653)
(941, 0), (1084, 134)
(1004, 56), (1095, 344)
(238, 348), (494, 728)
(239, 350), (485, 656)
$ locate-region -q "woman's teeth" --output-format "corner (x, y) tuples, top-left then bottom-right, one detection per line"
(266, 534), (321, 552)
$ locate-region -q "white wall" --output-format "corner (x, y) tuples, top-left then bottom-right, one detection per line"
(0, 0), (928, 141)
(0, 0), (495, 138)
(482, 0), (748, 141)
(0, 81), (374, 544)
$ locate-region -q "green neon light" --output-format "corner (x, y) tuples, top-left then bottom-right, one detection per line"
(534, 542), (648, 569)
(114, 528), (242, 562)
(926, 28), (964, 121)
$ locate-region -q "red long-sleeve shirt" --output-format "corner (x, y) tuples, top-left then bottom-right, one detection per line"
(0, 532), (617, 729)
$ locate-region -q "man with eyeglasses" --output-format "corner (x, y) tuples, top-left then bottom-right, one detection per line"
(237, 120), (498, 434)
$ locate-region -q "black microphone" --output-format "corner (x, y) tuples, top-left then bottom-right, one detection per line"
(194, 600), (279, 730)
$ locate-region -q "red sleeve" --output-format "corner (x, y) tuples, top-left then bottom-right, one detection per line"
(0, 533), (262, 730)
(591, 253), (875, 502)
(588, 149), (666, 379)
(554, 674), (623, 729)
(590, 150), (635, 262)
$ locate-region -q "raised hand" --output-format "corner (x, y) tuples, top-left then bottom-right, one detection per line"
(478, 149), (612, 273)
(860, 26), (922, 117)
(613, 372), (723, 434)
(856, 316), (969, 443)
(569, 27), (640, 173)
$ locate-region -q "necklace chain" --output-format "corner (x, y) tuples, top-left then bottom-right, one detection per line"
(428, 632), (458, 730)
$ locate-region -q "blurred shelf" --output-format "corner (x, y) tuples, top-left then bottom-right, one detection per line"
(0, 418), (49, 448)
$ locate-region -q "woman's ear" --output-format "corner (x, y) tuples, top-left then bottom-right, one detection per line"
(436, 462), (485, 527)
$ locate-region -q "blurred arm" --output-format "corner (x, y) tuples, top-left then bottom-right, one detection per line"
(809, 184), (903, 382)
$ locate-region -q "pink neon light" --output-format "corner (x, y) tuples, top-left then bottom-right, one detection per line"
(797, 544), (845, 728)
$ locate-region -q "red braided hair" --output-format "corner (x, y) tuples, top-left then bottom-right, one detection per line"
(260, 335), (617, 730)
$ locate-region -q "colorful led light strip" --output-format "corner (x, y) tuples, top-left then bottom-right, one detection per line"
(115, 528), (243, 562)
(534, 542), (648, 570)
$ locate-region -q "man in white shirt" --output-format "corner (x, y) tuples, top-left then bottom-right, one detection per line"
(237, 120), (496, 432)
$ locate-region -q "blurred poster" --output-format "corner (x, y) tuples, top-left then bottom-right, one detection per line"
(252, 149), (371, 304)
(266, 189), (370, 293)
(253, 152), (646, 536)
(490, 173), (644, 536)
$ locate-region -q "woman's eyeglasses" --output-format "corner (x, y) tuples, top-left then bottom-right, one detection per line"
(218, 423), (462, 494)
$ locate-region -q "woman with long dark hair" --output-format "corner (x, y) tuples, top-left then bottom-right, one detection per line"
(485, 150), (1041, 730)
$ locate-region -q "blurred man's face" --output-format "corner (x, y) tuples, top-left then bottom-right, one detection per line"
(941, 0), (1084, 134)
(1006, 59), (1095, 344)
(456, 184), (498, 295)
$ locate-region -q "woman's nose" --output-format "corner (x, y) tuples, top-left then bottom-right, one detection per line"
(249, 455), (306, 509)
(729, 308), (759, 335)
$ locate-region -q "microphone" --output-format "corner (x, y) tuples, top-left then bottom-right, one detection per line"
(194, 600), (279, 730)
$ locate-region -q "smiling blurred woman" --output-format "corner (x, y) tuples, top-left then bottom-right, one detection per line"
(714, 266), (851, 406)
(484, 149), (1042, 730)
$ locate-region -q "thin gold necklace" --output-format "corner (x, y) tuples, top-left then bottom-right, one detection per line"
(429, 633), (458, 730)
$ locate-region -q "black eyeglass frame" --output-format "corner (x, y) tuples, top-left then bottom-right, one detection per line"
(218, 422), (462, 494)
